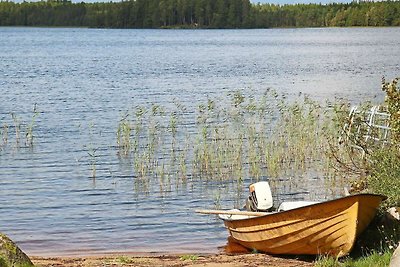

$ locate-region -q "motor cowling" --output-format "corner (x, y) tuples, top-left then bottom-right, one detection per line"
(245, 181), (273, 212)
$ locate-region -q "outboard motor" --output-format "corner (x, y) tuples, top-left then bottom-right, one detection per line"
(245, 181), (273, 212)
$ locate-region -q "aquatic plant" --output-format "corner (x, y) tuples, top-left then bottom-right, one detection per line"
(87, 122), (98, 179)
(116, 88), (344, 197)
(25, 104), (38, 147)
(1, 105), (40, 150)
(0, 123), (8, 151)
(116, 113), (132, 157)
(11, 113), (21, 147)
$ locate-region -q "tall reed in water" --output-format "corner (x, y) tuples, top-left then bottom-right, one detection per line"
(116, 89), (344, 193)
(87, 122), (98, 179)
(4, 105), (39, 149)
(0, 123), (8, 149)
(11, 113), (21, 147)
(25, 104), (39, 147)
(117, 113), (132, 157)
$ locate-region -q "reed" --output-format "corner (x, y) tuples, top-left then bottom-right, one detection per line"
(116, 113), (132, 157)
(1, 105), (40, 150)
(11, 113), (21, 147)
(25, 104), (39, 147)
(213, 190), (221, 210)
(88, 146), (97, 179)
(87, 122), (98, 179)
(116, 89), (346, 195)
(0, 123), (8, 149)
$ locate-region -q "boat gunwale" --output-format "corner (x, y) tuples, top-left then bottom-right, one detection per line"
(219, 193), (386, 222)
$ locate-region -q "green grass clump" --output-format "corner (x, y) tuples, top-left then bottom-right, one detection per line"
(179, 254), (198, 261)
(315, 250), (392, 267)
(367, 147), (400, 209)
(117, 256), (134, 264)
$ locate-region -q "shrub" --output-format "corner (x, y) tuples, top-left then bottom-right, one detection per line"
(381, 77), (400, 142)
(367, 147), (400, 209)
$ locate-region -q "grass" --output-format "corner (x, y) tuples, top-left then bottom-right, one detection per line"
(179, 255), (199, 261)
(116, 256), (134, 264)
(315, 250), (392, 267)
(367, 147), (400, 209)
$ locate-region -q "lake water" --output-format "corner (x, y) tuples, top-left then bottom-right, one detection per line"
(0, 27), (399, 256)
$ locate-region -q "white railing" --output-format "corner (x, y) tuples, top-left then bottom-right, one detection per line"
(341, 105), (391, 156)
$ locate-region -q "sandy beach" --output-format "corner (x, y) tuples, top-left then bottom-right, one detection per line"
(31, 253), (315, 267)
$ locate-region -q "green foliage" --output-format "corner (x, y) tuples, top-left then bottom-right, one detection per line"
(382, 77), (400, 143)
(0, 0), (400, 28)
(329, 78), (400, 200)
(179, 255), (198, 261)
(327, 102), (379, 180)
(367, 147), (400, 209)
(315, 250), (392, 267)
(0, 257), (7, 267)
(117, 256), (134, 264)
(325, 78), (400, 265)
(359, 78), (400, 209)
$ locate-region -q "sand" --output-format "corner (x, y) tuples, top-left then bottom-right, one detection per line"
(31, 253), (315, 267)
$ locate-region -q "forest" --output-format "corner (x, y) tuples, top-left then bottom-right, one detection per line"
(0, 0), (399, 28)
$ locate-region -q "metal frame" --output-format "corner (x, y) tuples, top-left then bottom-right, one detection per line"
(341, 105), (391, 156)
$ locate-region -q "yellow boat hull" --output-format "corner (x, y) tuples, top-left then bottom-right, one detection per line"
(222, 194), (385, 257)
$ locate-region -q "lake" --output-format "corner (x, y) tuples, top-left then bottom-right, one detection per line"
(0, 27), (399, 256)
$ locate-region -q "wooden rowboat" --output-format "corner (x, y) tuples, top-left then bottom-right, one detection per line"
(197, 193), (386, 257)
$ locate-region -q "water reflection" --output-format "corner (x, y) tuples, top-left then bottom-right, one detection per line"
(221, 237), (250, 254)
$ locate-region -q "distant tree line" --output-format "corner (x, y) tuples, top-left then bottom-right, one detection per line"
(0, 0), (399, 28)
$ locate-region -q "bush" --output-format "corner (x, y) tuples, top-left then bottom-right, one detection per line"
(367, 147), (400, 209)
(381, 77), (400, 142)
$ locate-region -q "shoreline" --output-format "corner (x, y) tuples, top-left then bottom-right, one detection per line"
(27, 241), (316, 266)
(19, 235), (263, 258)
(30, 252), (316, 267)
